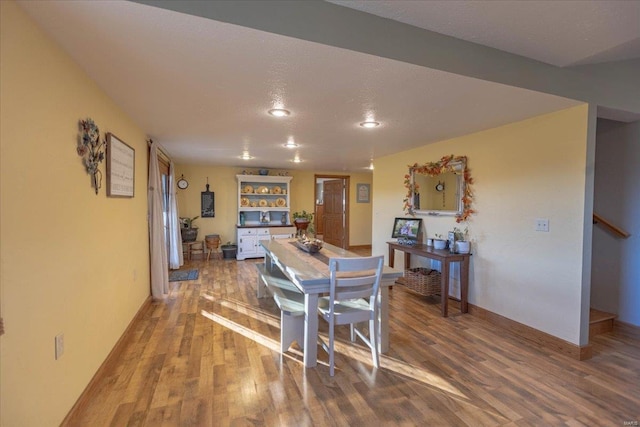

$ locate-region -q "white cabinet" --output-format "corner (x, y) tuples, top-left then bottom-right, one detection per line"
(237, 228), (270, 260)
(236, 175), (295, 260)
(236, 227), (296, 260)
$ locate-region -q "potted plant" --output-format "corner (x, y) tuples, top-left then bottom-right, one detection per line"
(292, 210), (314, 236)
(180, 216), (199, 242)
(433, 233), (447, 250)
(221, 241), (238, 259)
(453, 226), (470, 254)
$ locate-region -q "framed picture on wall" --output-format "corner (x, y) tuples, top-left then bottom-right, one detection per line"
(106, 133), (135, 197)
(356, 183), (370, 203)
(201, 190), (215, 217)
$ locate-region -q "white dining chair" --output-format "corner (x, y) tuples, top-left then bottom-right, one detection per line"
(317, 255), (384, 376)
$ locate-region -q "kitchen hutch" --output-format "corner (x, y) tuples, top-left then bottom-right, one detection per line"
(236, 174), (296, 260)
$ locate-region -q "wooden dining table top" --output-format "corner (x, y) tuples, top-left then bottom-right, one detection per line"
(260, 239), (402, 293)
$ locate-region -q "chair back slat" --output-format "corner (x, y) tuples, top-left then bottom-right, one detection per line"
(329, 256), (384, 308)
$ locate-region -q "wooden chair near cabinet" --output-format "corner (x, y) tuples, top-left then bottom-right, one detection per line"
(182, 240), (205, 262)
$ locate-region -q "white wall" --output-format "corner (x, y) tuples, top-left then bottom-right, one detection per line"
(592, 119), (640, 326)
(373, 105), (590, 344)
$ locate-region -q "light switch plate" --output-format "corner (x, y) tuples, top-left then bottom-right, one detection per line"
(535, 218), (549, 232)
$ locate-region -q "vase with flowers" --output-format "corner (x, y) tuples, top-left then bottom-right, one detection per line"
(292, 210), (315, 237)
(453, 226), (470, 254)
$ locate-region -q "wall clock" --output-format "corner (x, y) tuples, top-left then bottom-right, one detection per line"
(435, 181), (445, 192)
(177, 175), (189, 189)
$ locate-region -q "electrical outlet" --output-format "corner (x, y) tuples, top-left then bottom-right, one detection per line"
(535, 218), (549, 232)
(55, 333), (64, 359)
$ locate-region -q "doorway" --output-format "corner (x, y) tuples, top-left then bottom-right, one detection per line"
(314, 175), (350, 249)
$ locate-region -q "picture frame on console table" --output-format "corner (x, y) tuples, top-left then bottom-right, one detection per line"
(106, 133), (135, 198)
(391, 217), (422, 242)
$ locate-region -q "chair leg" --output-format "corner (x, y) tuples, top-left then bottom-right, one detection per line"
(329, 318), (335, 376)
(370, 317), (379, 368)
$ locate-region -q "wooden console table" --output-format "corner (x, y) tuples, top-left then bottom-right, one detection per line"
(387, 242), (471, 317)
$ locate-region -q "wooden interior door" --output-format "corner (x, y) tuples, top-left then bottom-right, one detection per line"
(323, 179), (345, 248)
(315, 204), (324, 236)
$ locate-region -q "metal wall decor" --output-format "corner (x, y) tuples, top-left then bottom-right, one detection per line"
(77, 118), (105, 195)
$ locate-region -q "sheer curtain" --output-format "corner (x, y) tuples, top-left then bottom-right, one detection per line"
(168, 161), (183, 269)
(148, 141), (169, 298)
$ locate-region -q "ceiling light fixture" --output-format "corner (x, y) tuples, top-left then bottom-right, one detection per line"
(268, 108), (290, 117)
(292, 156), (302, 163)
(284, 138), (299, 148)
(369, 162), (374, 170)
(360, 121), (380, 128)
(240, 151), (254, 160)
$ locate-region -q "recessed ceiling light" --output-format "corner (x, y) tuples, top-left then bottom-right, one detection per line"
(283, 140), (299, 149)
(292, 156), (302, 163)
(360, 121), (380, 128)
(268, 108), (290, 117)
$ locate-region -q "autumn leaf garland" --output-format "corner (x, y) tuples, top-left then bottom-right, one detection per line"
(403, 154), (474, 222)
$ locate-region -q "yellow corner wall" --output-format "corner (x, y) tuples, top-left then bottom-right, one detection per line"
(174, 166), (374, 247)
(373, 104), (589, 344)
(1, 2), (150, 425)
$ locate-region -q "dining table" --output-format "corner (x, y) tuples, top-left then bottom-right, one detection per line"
(259, 238), (403, 368)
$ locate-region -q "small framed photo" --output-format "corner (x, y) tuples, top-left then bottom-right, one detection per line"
(106, 133), (135, 197)
(356, 183), (370, 203)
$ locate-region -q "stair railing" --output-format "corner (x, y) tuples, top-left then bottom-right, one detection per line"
(593, 213), (631, 238)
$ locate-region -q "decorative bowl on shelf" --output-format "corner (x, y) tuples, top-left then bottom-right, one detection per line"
(258, 169), (269, 176)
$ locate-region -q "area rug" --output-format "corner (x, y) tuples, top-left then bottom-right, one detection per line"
(169, 269), (199, 282)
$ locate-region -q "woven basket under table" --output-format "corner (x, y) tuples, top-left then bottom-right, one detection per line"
(402, 267), (441, 296)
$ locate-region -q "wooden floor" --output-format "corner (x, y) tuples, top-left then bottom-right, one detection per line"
(64, 255), (640, 426)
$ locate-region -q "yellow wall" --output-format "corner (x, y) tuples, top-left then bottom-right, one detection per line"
(1, 2), (150, 425)
(174, 165), (374, 247)
(373, 105), (589, 344)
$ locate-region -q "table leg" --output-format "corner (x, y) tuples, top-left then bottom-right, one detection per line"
(378, 282), (390, 353)
(461, 257), (469, 313)
(303, 293), (319, 368)
(441, 261), (450, 317)
(388, 246), (395, 268)
(403, 252), (411, 270)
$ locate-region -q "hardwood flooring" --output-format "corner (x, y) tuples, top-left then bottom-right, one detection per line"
(64, 256), (640, 426)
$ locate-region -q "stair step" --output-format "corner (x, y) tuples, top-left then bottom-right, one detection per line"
(590, 308), (617, 337)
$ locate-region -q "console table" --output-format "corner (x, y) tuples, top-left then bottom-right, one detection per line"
(387, 242), (471, 317)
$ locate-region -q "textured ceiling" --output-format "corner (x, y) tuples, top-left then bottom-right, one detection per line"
(329, 0), (640, 67)
(18, 1), (632, 171)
